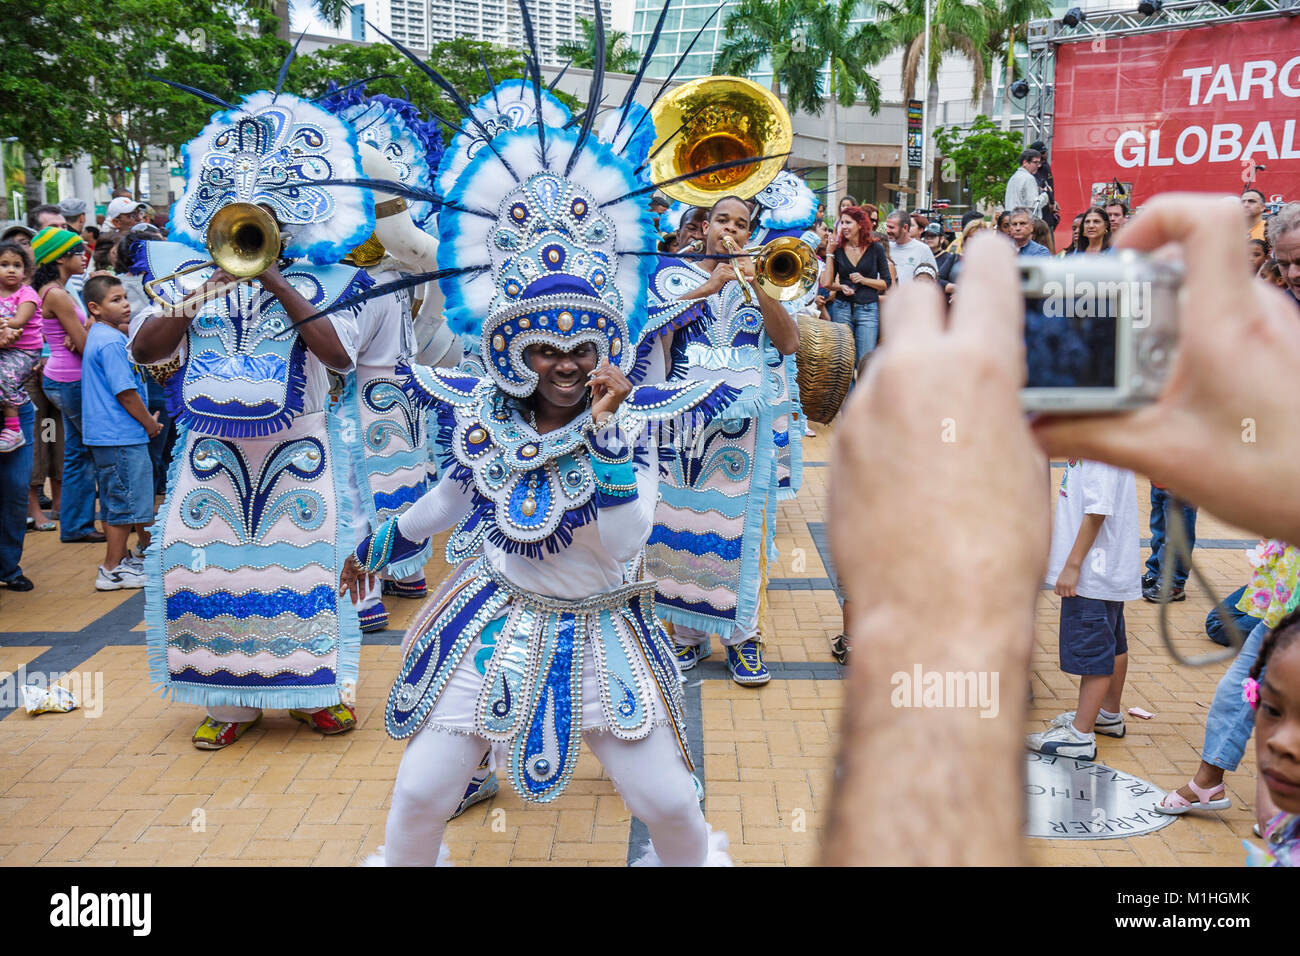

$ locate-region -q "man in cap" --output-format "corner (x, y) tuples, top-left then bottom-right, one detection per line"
(58, 198), (88, 236)
(105, 197), (148, 235)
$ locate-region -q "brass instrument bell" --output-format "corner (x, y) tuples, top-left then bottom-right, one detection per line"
(648, 76), (793, 207)
(144, 202), (283, 309)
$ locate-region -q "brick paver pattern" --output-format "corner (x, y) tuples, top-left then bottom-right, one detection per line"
(0, 428), (1263, 865)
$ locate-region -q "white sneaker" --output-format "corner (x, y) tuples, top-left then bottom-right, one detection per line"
(803, 424), (816, 437)
(96, 562), (145, 591)
(0, 429), (26, 453)
(123, 553), (145, 571)
(1051, 710), (1126, 738)
(1026, 722), (1097, 760)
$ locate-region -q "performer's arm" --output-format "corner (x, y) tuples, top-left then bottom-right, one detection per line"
(130, 269), (235, 364)
(752, 283), (800, 356)
(261, 264), (354, 372)
(587, 423), (657, 564)
(340, 465), (473, 600)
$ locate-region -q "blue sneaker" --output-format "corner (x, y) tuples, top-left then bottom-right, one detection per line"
(358, 601), (389, 633)
(450, 751), (498, 819)
(727, 639), (770, 686)
(673, 638), (712, 672)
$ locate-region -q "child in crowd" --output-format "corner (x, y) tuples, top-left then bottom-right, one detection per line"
(1243, 608), (1300, 866)
(0, 241), (44, 452)
(79, 274), (161, 590)
(1027, 458), (1141, 760)
(1259, 258), (1286, 289)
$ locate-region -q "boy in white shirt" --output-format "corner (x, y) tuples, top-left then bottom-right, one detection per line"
(1027, 458), (1142, 761)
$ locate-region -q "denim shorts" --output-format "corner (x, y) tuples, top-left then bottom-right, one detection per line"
(1059, 595), (1129, 675)
(88, 443), (156, 526)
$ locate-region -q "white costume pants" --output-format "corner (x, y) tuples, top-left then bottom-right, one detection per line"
(383, 723), (709, 866)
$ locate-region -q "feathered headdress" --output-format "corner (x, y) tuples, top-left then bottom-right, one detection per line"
(304, 0), (771, 397)
(320, 84), (445, 231)
(167, 90), (373, 265)
(755, 170), (821, 231)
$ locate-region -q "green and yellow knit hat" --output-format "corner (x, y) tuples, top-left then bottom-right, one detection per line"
(31, 227), (84, 265)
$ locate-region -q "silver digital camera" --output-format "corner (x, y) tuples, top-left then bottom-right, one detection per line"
(1020, 250), (1181, 413)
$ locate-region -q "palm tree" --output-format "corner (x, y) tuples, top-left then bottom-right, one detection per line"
(713, 0), (814, 108)
(980, 0), (1051, 130)
(876, 0), (990, 200)
(556, 16), (641, 73)
(807, 0), (890, 213)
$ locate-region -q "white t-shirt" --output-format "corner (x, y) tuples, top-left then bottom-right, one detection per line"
(1047, 459), (1142, 602)
(888, 239), (937, 284)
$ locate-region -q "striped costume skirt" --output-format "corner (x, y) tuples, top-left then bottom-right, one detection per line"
(145, 411), (361, 710)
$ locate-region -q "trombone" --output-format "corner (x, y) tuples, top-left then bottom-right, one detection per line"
(144, 203), (284, 310)
(720, 234), (820, 304)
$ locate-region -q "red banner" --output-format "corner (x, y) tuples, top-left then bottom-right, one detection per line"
(1051, 16), (1300, 244)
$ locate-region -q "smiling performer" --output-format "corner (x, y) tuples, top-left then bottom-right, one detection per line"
(331, 1), (740, 866)
(128, 77), (376, 748)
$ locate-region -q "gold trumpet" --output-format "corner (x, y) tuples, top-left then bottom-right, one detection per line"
(720, 234), (820, 304)
(649, 75), (793, 206)
(144, 202), (283, 309)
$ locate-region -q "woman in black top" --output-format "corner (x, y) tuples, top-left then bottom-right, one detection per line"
(819, 205), (891, 369)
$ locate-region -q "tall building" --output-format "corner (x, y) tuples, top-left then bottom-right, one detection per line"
(369, 0), (614, 60)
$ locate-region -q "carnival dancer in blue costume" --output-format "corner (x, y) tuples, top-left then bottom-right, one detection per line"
(641, 195), (800, 687)
(129, 82), (376, 748)
(326, 1), (744, 865)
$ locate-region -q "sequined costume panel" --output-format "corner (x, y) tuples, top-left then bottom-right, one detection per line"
(384, 557), (692, 804)
(145, 410), (360, 709)
(337, 365), (432, 579)
(645, 274), (779, 634)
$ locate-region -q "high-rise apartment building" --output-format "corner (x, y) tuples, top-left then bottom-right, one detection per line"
(368, 0), (615, 60)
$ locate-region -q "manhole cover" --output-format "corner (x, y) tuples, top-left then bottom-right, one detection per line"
(1025, 752), (1177, 839)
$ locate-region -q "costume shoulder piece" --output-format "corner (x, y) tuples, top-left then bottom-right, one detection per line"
(754, 170), (820, 231)
(135, 241), (372, 437)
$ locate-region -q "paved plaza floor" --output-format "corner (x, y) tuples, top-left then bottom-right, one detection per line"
(0, 426), (1265, 866)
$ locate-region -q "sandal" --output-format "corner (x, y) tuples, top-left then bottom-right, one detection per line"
(1154, 779), (1232, 815)
(830, 633), (850, 665)
(31, 520), (55, 532)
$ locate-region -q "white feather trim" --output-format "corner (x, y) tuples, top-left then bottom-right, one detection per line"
(360, 842), (453, 867)
(631, 825), (733, 867)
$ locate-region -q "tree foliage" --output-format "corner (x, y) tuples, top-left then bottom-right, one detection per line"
(555, 17), (640, 73)
(2, 2), (575, 199)
(714, 0), (885, 116)
(933, 115), (1022, 208)
(875, 0), (991, 104)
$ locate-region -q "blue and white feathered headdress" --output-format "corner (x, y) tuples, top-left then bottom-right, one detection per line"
(303, 0), (760, 397)
(167, 90), (374, 265)
(435, 79), (572, 200)
(755, 170), (821, 231)
(320, 85), (444, 231)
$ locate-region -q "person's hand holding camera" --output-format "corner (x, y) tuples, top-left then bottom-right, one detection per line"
(1033, 194), (1300, 543)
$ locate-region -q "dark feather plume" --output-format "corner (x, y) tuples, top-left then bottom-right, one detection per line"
(547, 60), (572, 92)
(613, 0), (673, 140)
(293, 267), (489, 327)
(275, 30), (308, 100)
(312, 75), (399, 103)
(624, 3), (726, 147)
(265, 177), (493, 219)
(516, 3), (549, 166)
(149, 76), (236, 112)
(602, 151), (791, 207)
(565, 0), (605, 175)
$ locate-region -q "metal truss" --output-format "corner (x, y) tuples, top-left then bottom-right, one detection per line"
(1023, 0), (1300, 148)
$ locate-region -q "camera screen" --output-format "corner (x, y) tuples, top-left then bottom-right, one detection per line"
(1023, 300), (1117, 389)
